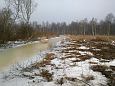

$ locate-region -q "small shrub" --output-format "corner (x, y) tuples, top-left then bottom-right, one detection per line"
(40, 69), (53, 82)
(44, 53), (55, 60)
(56, 78), (64, 85)
(89, 61), (98, 64)
(110, 65), (115, 71)
(32, 53), (55, 68)
(65, 77), (77, 82)
(91, 65), (108, 72)
(32, 60), (51, 68)
(79, 55), (91, 61)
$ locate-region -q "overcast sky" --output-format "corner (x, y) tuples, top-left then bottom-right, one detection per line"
(0, 0), (115, 23)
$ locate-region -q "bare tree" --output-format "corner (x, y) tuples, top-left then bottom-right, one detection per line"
(80, 18), (88, 35)
(7, 0), (37, 24)
(83, 18), (87, 35)
(105, 13), (114, 36)
(20, 0), (37, 24)
(5, 0), (20, 23)
(0, 8), (13, 43)
(90, 18), (97, 36)
(7, 0), (37, 39)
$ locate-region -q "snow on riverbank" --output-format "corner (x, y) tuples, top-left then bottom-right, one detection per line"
(0, 35), (66, 51)
(0, 41), (40, 51)
(0, 36), (115, 86)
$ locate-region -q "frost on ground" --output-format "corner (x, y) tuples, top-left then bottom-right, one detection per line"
(0, 36), (115, 86)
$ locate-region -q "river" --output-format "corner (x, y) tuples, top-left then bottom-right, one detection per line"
(0, 42), (49, 70)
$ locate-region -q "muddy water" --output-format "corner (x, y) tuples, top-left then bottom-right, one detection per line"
(0, 42), (49, 70)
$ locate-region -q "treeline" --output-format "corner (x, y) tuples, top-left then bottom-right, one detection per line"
(41, 13), (115, 36)
(0, 8), (115, 43)
(0, 0), (115, 43)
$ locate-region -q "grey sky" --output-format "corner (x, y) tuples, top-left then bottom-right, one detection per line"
(31, 0), (115, 23)
(0, 0), (5, 8)
(0, 0), (115, 23)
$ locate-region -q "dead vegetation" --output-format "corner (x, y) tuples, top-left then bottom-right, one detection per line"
(65, 35), (115, 60)
(90, 65), (109, 72)
(79, 55), (91, 61)
(68, 35), (115, 42)
(40, 69), (53, 82)
(91, 64), (115, 86)
(32, 53), (55, 68)
(89, 61), (98, 64)
(82, 75), (94, 82)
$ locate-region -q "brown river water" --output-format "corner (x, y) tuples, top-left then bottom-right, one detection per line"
(0, 42), (49, 70)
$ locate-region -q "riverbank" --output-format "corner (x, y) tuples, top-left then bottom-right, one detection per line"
(0, 41), (36, 51)
(0, 35), (115, 86)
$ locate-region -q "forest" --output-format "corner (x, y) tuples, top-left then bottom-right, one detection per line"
(0, 1), (115, 43)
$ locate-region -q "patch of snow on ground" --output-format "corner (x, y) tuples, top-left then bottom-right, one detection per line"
(78, 46), (89, 50)
(78, 51), (93, 56)
(106, 59), (115, 66)
(0, 77), (29, 86)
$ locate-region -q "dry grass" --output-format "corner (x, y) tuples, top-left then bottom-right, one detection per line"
(68, 35), (115, 42)
(45, 53), (55, 60)
(32, 53), (55, 68)
(91, 65), (108, 72)
(82, 75), (94, 81)
(79, 55), (91, 61)
(65, 77), (77, 81)
(89, 61), (98, 64)
(110, 66), (115, 71)
(40, 69), (53, 82)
